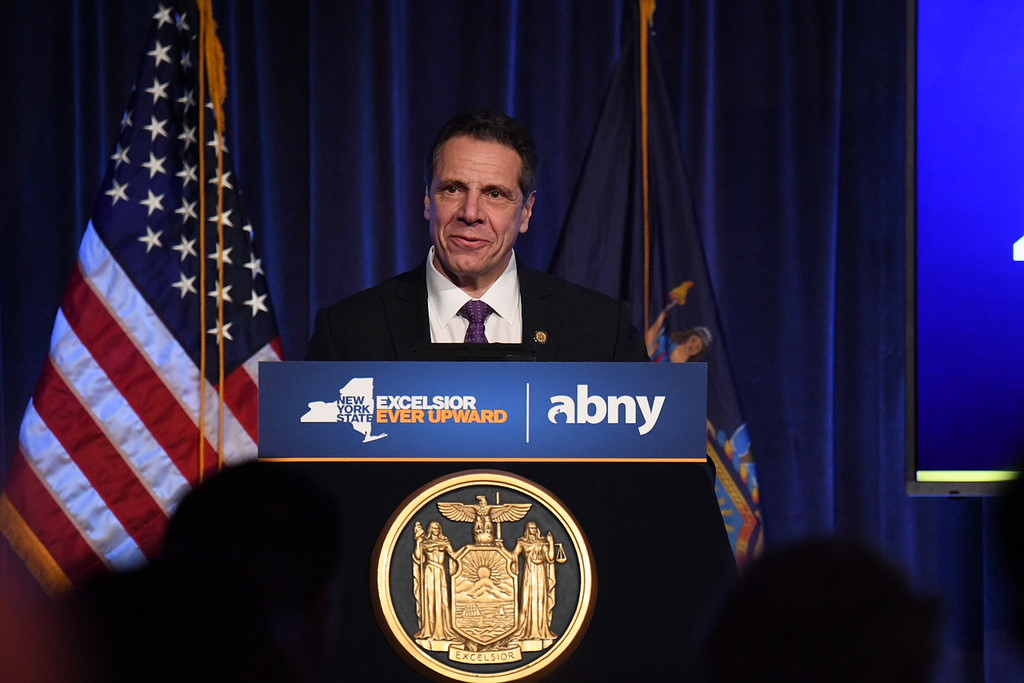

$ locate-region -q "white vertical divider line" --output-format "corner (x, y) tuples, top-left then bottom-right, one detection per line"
(525, 383), (531, 444)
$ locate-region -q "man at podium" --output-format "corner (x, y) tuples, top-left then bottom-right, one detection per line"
(305, 109), (648, 362)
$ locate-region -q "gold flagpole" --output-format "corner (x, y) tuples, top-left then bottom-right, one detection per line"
(197, 0), (229, 476)
(639, 0), (656, 334)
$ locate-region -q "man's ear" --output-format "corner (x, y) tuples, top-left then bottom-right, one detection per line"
(519, 192), (536, 234)
(423, 188), (431, 221)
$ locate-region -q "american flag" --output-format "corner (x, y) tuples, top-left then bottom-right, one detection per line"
(0, 0), (282, 594)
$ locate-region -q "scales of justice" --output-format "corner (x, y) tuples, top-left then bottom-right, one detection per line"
(411, 493), (569, 663)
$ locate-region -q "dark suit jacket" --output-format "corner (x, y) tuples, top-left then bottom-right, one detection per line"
(305, 260), (649, 362)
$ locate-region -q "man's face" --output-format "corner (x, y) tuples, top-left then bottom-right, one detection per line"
(425, 136), (535, 297)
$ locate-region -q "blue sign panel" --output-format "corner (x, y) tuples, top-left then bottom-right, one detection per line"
(258, 362), (706, 461)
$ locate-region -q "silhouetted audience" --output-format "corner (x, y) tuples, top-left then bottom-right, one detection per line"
(64, 461), (342, 683)
(696, 537), (942, 683)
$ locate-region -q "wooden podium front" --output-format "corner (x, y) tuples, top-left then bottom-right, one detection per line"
(260, 363), (736, 680)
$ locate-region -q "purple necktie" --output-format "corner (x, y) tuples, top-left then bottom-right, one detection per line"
(458, 300), (494, 343)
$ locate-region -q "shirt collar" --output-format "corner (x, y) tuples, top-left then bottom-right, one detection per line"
(426, 246), (521, 328)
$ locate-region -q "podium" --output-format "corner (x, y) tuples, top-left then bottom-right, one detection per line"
(259, 362), (736, 680)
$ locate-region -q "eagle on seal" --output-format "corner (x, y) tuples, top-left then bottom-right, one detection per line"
(437, 495), (531, 545)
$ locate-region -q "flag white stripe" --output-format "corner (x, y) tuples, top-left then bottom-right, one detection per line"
(49, 309), (191, 514)
(241, 342), (282, 384)
(19, 401), (147, 571)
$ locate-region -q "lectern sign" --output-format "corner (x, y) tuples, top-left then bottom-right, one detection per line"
(258, 362), (706, 462)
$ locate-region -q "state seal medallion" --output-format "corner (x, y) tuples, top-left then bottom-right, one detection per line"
(372, 470), (596, 681)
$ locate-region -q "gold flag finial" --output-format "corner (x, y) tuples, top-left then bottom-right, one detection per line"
(197, 0), (227, 131)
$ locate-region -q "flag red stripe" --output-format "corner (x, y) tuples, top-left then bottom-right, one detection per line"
(32, 360), (169, 557)
(270, 336), (285, 359)
(3, 452), (108, 586)
(64, 266), (212, 483)
(216, 339), (284, 450)
(221, 366), (258, 442)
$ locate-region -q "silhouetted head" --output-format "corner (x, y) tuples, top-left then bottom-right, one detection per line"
(698, 537), (942, 683)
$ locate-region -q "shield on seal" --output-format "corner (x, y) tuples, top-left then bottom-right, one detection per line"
(449, 544), (518, 646)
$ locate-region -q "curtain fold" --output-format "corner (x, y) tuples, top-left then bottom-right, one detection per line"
(2, 0), (1019, 678)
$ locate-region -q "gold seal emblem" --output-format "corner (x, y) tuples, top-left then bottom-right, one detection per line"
(372, 470), (595, 681)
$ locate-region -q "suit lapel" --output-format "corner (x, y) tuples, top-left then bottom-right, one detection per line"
(518, 264), (563, 361)
(383, 264), (430, 360)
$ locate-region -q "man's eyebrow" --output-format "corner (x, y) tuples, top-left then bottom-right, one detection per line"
(434, 177), (466, 189)
(434, 178), (517, 197)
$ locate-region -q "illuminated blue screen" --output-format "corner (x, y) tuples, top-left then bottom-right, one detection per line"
(915, 1), (1024, 479)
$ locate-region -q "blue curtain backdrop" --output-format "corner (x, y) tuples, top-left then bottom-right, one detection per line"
(0, 1), (1018, 679)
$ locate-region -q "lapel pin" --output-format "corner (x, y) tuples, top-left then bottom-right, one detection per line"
(533, 330), (548, 344)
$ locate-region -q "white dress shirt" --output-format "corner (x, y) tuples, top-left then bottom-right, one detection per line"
(425, 246), (523, 343)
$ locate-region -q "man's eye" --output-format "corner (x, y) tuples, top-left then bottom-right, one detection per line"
(489, 190), (504, 199)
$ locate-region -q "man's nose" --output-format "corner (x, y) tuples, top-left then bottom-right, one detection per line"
(459, 191), (483, 224)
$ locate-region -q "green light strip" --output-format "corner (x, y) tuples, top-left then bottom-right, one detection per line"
(917, 470), (1018, 482)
